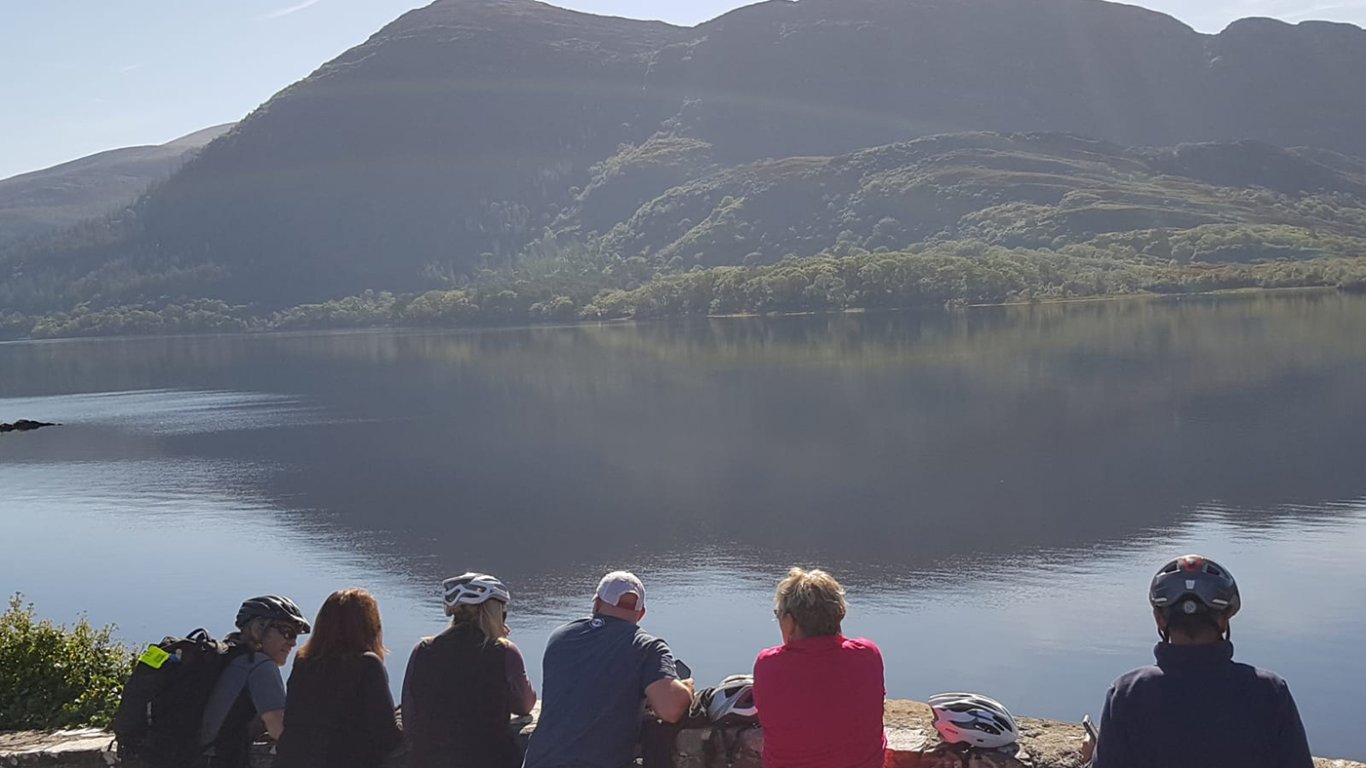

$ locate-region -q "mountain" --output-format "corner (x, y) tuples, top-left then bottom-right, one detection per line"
(4, 0), (1366, 323)
(587, 133), (1366, 270)
(0, 124), (233, 247)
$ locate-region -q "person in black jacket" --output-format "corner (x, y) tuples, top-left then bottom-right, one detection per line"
(273, 589), (402, 768)
(401, 573), (537, 768)
(1084, 554), (1313, 768)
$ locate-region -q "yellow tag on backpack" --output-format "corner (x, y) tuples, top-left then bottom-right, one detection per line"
(138, 645), (172, 669)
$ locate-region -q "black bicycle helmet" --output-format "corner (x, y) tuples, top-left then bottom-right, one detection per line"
(1149, 554), (1240, 618)
(235, 594), (312, 634)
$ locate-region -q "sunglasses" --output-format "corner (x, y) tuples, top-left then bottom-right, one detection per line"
(270, 623), (300, 642)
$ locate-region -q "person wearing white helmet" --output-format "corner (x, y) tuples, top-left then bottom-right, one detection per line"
(522, 570), (694, 768)
(753, 567), (886, 768)
(1083, 555), (1312, 768)
(402, 573), (537, 768)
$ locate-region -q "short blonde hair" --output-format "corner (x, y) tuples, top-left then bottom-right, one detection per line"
(775, 567), (847, 637)
(448, 600), (509, 647)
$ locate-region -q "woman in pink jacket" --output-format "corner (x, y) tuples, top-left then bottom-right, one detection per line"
(753, 568), (887, 768)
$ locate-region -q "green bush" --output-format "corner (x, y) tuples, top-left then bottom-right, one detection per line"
(0, 595), (134, 730)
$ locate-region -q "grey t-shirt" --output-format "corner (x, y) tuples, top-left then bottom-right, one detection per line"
(198, 650), (287, 747)
(522, 615), (678, 768)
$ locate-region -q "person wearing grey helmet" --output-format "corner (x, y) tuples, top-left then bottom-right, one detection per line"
(197, 595), (311, 768)
(1082, 555), (1312, 768)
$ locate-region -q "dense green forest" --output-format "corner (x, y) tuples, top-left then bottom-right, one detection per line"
(4, 132), (1366, 340)
(6, 240), (1366, 340)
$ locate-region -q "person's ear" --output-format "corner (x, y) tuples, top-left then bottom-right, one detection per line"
(1153, 607), (1168, 633)
(637, 607), (647, 621)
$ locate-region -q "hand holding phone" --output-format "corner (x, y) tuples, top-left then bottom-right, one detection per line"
(1080, 714), (1098, 763)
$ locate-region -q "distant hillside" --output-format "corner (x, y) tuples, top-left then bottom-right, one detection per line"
(586, 133), (1366, 270)
(3, 0), (1366, 332)
(6, 130), (1366, 339)
(0, 124), (232, 247)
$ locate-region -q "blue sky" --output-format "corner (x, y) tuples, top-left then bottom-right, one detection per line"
(2, 0), (1364, 180)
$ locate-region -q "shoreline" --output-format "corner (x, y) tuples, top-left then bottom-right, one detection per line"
(0, 285), (1347, 345)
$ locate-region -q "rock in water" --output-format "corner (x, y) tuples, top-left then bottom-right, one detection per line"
(0, 419), (58, 432)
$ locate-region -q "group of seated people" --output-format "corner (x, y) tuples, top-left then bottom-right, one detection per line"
(189, 554), (1314, 768)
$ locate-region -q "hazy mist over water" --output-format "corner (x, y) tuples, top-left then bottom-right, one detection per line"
(3, 292), (1366, 759)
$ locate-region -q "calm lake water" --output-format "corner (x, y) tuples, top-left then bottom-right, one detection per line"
(3, 292), (1366, 759)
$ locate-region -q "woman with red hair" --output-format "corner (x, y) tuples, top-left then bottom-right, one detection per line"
(274, 588), (403, 768)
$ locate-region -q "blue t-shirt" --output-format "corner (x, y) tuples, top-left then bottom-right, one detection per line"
(199, 650), (287, 747)
(522, 615), (678, 768)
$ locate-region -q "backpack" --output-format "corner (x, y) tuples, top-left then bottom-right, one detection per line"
(112, 629), (248, 768)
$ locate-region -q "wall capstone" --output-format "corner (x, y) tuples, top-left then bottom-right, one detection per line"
(2, 701), (1362, 768)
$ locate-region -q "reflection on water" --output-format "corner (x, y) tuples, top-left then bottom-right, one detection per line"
(3, 292), (1366, 759)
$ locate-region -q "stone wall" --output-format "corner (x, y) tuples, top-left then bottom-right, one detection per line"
(3, 701), (1362, 768)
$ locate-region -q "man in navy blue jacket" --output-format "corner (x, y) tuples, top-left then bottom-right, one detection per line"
(1085, 554), (1313, 768)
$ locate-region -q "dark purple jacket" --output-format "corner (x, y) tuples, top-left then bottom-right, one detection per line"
(1093, 641), (1312, 768)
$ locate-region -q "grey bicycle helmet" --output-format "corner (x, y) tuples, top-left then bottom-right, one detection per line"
(1149, 554), (1240, 618)
(443, 572), (510, 612)
(235, 595), (311, 633)
(705, 674), (758, 722)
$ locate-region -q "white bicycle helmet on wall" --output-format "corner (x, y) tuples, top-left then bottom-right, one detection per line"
(442, 572), (510, 612)
(928, 692), (1020, 749)
(706, 674), (758, 722)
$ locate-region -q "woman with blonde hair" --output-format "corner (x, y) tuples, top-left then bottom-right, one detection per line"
(753, 567), (886, 768)
(402, 573), (537, 768)
(273, 588), (402, 768)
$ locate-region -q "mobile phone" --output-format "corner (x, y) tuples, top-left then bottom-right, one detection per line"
(1082, 714), (1098, 739)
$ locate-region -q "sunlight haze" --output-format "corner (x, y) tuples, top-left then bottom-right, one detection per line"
(1, 0), (1364, 180)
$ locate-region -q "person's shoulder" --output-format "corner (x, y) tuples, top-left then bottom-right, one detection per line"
(1109, 663), (1163, 693)
(543, 617), (598, 649)
(756, 644), (785, 660)
(1231, 660), (1293, 693)
(242, 653), (285, 690)
(406, 637), (435, 662)
(552, 617), (594, 635)
(842, 636), (883, 656)
(754, 644), (786, 668)
(358, 651), (391, 680)
(630, 624), (665, 644)
(630, 627), (675, 659)
(221, 649), (254, 671)
(242, 650), (276, 670)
